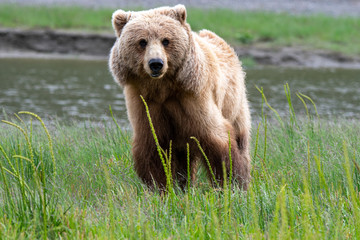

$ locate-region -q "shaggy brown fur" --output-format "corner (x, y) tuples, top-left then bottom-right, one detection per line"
(109, 5), (251, 190)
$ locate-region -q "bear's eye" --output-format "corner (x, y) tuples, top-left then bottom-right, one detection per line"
(162, 39), (170, 47)
(139, 39), (147, 48)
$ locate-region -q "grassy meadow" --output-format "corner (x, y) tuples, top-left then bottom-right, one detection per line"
(0, 89), (360, 239)
(0, 4), (359, 55)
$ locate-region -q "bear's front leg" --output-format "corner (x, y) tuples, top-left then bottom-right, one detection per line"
(197, 133), (250, 190)
(125, 89), (174, 191)
(132, 139), (168, 190)
(182, 99), (251, 190)
(170, 148), (199, 191)
(131, 115), (173, 190)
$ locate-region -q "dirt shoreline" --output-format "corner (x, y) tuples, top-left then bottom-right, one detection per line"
(1, 28), (360, 68)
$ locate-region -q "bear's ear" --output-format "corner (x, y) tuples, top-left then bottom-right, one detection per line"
(157, 5), (187, 24)
(172, 4), (187, 24)
(112, 9), (131, 37)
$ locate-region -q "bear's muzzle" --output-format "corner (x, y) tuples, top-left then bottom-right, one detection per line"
(148, 58), (164, 78)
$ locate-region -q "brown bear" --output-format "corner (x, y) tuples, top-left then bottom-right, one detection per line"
(109, 5), (251, 191)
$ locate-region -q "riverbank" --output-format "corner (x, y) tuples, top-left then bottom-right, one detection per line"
(0, 5), (359, 68)
(2, 28), (360, 68)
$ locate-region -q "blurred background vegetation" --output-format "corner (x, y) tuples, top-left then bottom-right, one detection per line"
(0, 4), (359, 56)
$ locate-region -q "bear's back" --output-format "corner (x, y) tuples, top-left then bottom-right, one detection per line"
(196, 29), (246, 124)
(198, 30), (239, 64)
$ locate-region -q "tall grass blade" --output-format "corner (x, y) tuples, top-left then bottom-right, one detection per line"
(256, 85), (284, 127)
(249, 184), (262, 238)
(0, 145), (15, 212)
(0, 144), (18, 179)
(103, 164), (115, 239)
(19, 111), (56, 178)
(300, 171), (319, 237)
(228, 131), (233, 188)
(284, 83), (297, 127)
(1, 120), (35, 174)
(314, 155), (329, 196)
(343, 142), (360, 238)
(186, 143), (191, 195)
(190, 136), (219, 188)
(263, 114), (267, 162)
(351, 151), (360, 175)
(253, 122), (261, 161)
(306, 141), (311, 184)
(297, 93), (310, 120)
(140, 95), (173, 193)
(109, 105), (130, 145)
(279, 184), (290, 239)
(298, 92), (319, 120)
(227, 132), (232, 223)
(167, 140), (173, 186)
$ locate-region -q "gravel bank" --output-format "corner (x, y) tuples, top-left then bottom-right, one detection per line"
(1, 1), (359, 67)
(1, 28), (360, 68)
(1, 0), (360, 17)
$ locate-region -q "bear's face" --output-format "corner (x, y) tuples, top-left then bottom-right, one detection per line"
(111, 5), (190, 81)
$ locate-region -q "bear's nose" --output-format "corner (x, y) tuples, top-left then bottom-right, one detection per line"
(148, 58), (164, 72)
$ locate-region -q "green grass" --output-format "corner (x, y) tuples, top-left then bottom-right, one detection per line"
(0, 4), (359, 56)
(188, 9), (360, 56)
(1, 87), (360, 239)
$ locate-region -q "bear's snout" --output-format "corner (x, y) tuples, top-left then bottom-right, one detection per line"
(148, 58), (164, 77)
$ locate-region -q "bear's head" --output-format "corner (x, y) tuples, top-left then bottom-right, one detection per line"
(110, 5), (191, 84)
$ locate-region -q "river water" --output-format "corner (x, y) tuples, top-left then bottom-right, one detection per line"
(0, 58), (359, 125)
